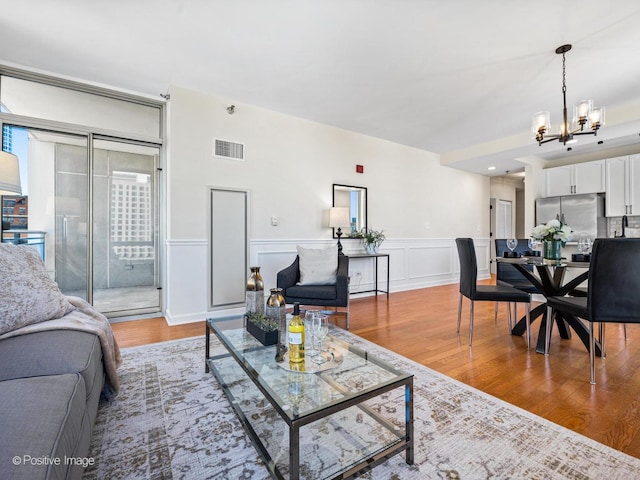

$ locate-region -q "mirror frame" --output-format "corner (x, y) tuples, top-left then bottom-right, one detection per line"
(332, 184), (367, 238)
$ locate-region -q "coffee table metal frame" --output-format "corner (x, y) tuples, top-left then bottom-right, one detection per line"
(205, 316), (414, 480)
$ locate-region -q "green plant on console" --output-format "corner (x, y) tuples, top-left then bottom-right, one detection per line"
(351, 227), (386, 248)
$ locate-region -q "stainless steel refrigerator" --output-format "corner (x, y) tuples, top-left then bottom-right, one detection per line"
(535, 193), (606, 240)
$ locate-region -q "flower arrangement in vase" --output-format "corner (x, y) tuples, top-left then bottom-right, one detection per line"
(531, 218), (573, 260)
(352, 227), (386, 254)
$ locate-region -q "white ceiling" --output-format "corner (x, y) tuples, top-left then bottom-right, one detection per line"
(2, 0), (640, 176)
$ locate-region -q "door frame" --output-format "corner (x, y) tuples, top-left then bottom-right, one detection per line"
(207, 186), (250, 310)
(1, 118), (164, 317)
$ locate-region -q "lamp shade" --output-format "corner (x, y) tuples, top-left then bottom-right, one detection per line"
(329, 207), (350, 228)
(0, 151), (21, 195)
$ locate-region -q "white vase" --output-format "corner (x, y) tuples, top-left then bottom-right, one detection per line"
(365, 243), (378, 255)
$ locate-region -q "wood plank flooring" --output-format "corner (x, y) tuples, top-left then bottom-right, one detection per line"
(111, 279), (640, 459)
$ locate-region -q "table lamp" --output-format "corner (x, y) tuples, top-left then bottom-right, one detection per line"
(329, 207), (350, 255)
(0, 151), (21, 195)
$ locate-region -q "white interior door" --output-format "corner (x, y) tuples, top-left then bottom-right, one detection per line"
(497, 199), (512, 238)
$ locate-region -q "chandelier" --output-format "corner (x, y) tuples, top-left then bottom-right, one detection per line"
(532, 44), (605, 146)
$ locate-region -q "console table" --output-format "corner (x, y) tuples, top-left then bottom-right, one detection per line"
(348, 253), (390, 298)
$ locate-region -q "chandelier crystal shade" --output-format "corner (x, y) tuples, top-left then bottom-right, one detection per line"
(532, 44), (605, 146)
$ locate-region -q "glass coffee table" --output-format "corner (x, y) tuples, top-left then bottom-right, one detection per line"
(205, 316), (414, 480)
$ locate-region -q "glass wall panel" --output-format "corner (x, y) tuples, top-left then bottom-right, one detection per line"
(1, 125), (161, 316)
(55, 142), (89, 296)
(1, 76), (161, 138)
(1, 126), (88, 297)
(92, 139), (160, 314)
(0, 71), (163, 319)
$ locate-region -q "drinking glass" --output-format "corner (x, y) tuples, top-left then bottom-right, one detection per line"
(506, 238), (518, 253)
(577, 237), (592, 254)
(304, 310), (320, 357)
(312, 314), (329, 364)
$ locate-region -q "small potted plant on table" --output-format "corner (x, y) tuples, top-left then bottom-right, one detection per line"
(353, 227), (386, 254)
(245, 312), (279, 346)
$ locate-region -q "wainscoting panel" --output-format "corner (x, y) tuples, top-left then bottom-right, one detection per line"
(164, 237), (490, 325)
(251, 238), (491, 296)
(165, 239), (211, 325)
(407, 244), (453, 278)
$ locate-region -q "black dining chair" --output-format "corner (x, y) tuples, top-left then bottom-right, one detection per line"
(495, 239), (540, 292)
(456, 238), (532, 347)
(495, 239), (541, 329)
(545, 238), (640, 384)
(566, 285), (628, 343)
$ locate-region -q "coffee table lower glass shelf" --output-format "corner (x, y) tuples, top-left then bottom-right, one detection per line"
(205, 316), (414, 480)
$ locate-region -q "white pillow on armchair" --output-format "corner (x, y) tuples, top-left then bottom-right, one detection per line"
(296, 245), (338, 285)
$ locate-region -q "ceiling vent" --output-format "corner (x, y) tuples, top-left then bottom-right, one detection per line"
(214, 139), (244, 160)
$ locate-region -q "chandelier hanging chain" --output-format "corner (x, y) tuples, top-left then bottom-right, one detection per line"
(532, 44), (605, 146)
(561, 51), (568, 136)
(561, 52), (566, 96)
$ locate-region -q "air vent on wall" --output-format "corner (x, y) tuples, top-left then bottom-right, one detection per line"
(214, 138), (244, 160)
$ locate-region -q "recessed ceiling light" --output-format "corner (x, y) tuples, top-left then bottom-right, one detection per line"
(488, 166), (496, 171)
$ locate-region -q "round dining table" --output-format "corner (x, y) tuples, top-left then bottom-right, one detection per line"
(496, 256), (598, 355)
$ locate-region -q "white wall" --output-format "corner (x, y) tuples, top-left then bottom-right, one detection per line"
(165, 86), (491, 323)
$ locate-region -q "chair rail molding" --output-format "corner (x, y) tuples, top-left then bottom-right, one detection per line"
(164, 237), (490, 325)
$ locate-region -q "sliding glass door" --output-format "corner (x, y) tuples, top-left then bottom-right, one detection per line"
(92, 139), (160, 314)
(1, 125), (160, 316)
(53, 135), (90, 298)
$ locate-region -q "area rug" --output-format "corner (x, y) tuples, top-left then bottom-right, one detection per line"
(84, 327), (640, 479)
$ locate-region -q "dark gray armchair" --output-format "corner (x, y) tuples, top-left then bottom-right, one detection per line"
(277, 254), (350, 329)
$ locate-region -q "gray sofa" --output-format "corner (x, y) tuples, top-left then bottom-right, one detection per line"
(0, 244), (120, 480)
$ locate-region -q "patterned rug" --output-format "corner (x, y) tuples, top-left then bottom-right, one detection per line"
(84, 327), (640, 479)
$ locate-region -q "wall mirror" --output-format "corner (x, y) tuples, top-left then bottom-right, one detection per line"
(332, 184), (367, 237)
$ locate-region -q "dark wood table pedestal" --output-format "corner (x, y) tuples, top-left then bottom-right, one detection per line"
(503, 260), (600, 356)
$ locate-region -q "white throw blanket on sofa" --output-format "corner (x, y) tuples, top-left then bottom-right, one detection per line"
(0, 296), (122, 397)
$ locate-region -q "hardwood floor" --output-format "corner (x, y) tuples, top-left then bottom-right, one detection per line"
(111, 279), (640, 459)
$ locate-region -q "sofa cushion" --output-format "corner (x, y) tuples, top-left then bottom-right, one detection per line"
(0, 244), (75, 335)
(0, 373), (87, 480)
(296, 245), (338, 285)
(0, 330), (104, 402)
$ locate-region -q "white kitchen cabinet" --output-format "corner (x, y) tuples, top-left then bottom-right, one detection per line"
(544, 160), (605, 197)
(544, 165), (573, 196)
(605, 154), (640, 217)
